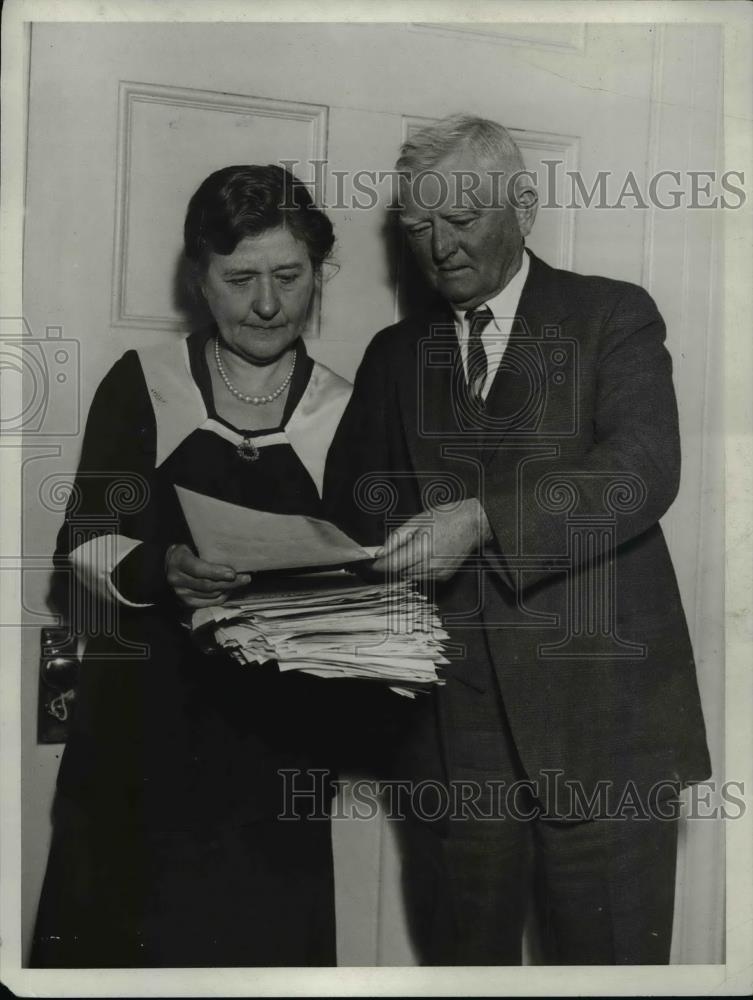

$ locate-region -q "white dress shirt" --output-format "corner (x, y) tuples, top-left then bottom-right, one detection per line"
(452, 251), (530, 402)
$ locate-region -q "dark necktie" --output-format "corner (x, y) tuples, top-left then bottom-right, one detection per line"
(465, 305), (493, 405)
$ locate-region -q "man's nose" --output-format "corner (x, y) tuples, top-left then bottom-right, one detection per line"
(250, 277), (281, 321)
(431, 221), (457, 263)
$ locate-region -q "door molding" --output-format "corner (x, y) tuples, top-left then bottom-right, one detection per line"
(110, 80), (329, 333)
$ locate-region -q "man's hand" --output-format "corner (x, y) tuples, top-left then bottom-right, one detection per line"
(165, 543), (252, 608)
(371, 499), (493, 582)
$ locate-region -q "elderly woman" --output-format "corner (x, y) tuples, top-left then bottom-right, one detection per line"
(31, 165), (352, 967)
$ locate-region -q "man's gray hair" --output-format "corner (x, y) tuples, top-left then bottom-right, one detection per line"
(396, 113), (526, 176)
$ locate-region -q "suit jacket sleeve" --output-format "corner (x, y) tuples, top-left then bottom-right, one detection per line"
(483, 284), (681, 591)
(323, 335), (393, 547)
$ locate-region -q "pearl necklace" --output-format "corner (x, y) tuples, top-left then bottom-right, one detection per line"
(214, 337), (296, 405)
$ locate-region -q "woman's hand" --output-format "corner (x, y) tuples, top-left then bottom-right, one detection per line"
(165, 543), (252, 608)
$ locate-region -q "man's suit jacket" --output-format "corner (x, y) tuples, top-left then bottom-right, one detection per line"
(325, 250), (711, 809)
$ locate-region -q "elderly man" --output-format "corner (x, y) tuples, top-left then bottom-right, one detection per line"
(325, 114), (710, 965)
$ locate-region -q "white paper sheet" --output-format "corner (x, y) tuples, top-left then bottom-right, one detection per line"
(175, 486), (378, 572)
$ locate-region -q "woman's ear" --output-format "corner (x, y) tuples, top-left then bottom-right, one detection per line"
(318, 259), (340, 285)
(189, 261), (207, 301)
(175, 254), (208, 322)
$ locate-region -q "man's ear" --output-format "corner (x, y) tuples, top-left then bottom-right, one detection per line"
(511, 175), (539, 237)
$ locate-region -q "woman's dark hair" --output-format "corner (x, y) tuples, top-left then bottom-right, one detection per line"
(183, 164), (334, 271)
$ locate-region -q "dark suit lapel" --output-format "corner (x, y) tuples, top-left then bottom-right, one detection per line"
(480, 249), (573, 465)
(396, 251), (573, 473)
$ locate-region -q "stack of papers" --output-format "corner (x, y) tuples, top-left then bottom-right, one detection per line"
(191, 572), (449, 697)
(177, 488), (449, 695)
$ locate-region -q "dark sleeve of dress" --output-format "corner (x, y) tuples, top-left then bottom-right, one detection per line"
(52, 350), (175, 628)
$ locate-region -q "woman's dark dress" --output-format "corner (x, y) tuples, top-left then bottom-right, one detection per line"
(31, 332), (350, 967)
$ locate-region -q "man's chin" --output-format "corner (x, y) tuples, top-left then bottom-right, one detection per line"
(441, 287), (485, 311)
(436, 275), (481, 308)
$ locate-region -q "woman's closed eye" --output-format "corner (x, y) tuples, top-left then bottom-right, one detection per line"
(227, 272), (300, 288)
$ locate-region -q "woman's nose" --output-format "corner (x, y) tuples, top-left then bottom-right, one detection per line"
(250, 278), (281, 320)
